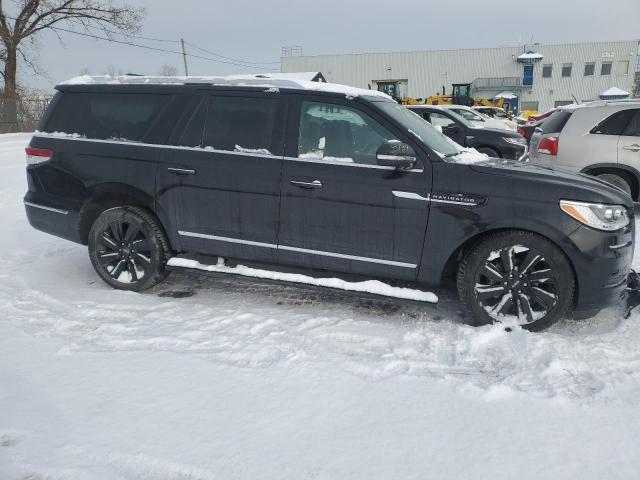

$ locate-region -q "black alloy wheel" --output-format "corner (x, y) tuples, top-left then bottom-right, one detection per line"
(458, 231), (574, 331)
(88, 206), (170, 291)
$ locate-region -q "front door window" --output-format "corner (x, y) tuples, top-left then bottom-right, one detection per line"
(298, 101), (397, 165)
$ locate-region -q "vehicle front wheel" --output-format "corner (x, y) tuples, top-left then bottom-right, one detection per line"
(457, 231), (575, 331)
(88, 206), (171, 291)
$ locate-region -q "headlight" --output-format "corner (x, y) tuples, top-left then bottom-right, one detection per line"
(560, 200), (629, 231)
(503, 136), (526, 145)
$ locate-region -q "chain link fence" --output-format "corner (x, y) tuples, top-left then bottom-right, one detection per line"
(0, 96), (52, 133)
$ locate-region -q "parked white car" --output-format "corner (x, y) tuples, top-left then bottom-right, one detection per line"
(440, 105), (516, 131)
(529, 100), (640, 199)
(473, 106), (520, 128)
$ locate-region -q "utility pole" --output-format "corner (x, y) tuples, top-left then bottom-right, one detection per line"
(181, 38), (189, 76)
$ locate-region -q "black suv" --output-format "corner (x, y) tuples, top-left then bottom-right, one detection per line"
(25, 76), (634, 330)
(407, 105), (527, 160)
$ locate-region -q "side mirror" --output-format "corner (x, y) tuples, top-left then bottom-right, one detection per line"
(376, 141), (416, 170)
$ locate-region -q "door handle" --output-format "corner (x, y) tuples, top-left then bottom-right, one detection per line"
(623, 144), (640, 152)
(290, 179), (323, 189)
(168, 167), (196, 175)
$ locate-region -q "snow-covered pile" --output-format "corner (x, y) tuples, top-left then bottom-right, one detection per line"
(168, 257), (438, 303)
(2, 133), (640, 479)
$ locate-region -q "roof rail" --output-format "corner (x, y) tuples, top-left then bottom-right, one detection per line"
(59, 74), (392, 100)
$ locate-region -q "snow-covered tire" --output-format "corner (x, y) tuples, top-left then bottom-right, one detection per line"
(457, 230), (574, 331)
(596, 173), (632, 197)
(88, 206), (171, 291)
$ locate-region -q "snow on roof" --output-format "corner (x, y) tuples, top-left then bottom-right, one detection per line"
(494, 91), (517, 99)
(516, 51), (544, 61)
(557, 103), (583, 111)
(59, 74), (390, 100)
(253, 72), (325, 82)
(600, 87), (630, 97)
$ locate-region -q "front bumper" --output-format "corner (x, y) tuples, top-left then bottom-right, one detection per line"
(567, 221), (635, 317)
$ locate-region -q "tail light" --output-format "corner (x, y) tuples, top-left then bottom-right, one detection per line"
(26, 147), (52, 165)
(517, 127), (526, 138)
(537, 137), (559, 156)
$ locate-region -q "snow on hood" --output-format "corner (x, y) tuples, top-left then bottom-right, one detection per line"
(59, 74), (391, 100)
(448, 147), (490, 164)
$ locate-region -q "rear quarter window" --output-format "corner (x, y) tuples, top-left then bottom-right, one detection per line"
(590, 109), (637, 135)
(43, 92), (169, 142)
(540, 110), (572, 134)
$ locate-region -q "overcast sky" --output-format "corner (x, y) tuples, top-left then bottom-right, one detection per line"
(16, 0), (640, 91)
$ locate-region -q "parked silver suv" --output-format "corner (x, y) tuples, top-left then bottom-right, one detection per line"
(529, 100), (640, 198)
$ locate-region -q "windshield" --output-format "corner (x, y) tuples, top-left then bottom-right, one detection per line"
(375, 101), (459, 156)
(451, 108), (484, 122)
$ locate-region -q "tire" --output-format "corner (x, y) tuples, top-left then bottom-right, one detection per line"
(476, 146), (500, 158)
(457, 230), (574, 331)
(596, 173), (632, 197)
(88, 206), (171, 291)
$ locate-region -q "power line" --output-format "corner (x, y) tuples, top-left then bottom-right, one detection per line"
(184, 40), (280, 66)
(47, 24), (276, 71)
(1, 13), (278, 71)
(62, 17), (279, 69)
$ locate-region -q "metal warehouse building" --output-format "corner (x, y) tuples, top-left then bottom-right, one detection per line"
(281, 39), (640, 113)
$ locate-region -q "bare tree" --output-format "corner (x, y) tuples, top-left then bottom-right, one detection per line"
(104, 63), (122, 77)
(159, 63), (177, 76)
(0, 1), (145, 128)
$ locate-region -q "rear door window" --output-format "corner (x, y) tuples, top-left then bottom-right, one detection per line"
(202, 96), (278, 154)
(540, 110), (572, 134)
(591, 109), (637, 135)
(44, 92), (169, 141)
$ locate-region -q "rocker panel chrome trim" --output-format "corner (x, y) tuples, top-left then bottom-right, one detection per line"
(177, 231), (417, 268)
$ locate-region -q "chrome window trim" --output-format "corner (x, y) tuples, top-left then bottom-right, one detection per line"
(24, 201), (69, 215)
(31, 135), (425, 172)
(178, 230), (417, 269)
(31, 134), (281, 160)
(283, 156), (423, 172)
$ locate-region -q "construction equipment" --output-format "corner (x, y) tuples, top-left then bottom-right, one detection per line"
(403, 83), (503, 108)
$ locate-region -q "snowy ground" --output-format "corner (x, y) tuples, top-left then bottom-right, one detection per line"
(1, 132), (640, 479)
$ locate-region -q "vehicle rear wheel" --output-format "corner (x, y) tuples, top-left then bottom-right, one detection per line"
(88, 206), (171, 291)
(457, 231), (574, 331)
(596, 173), (632, 197)
(476, 146), (500, 158)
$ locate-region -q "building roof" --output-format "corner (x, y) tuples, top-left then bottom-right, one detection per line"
(516, 51), (544, 62)
(494, 91), (517, 99)
(599, 86), (630, 97)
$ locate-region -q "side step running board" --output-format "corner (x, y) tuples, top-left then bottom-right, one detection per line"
(166, 257), (438, 306)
